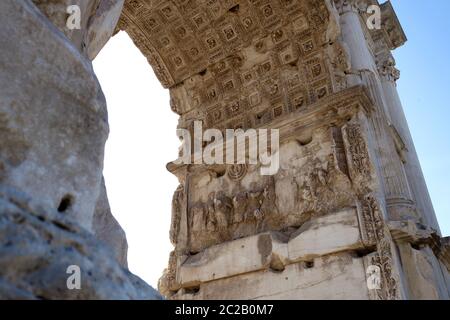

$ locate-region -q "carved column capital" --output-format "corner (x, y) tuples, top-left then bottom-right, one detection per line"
(333, 0), (369, 15)
(377, 54), (401, 83)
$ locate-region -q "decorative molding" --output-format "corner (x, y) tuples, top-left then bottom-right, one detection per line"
(377, 54), (400, 83)
(360, 195), (401, 300)
(227, 164), (248, 181)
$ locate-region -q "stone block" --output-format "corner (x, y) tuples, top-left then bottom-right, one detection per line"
(176, 254), (369, 300)
(0, 0), (108, 230)
(178, 208), (365, 286)
(288, 208), (364, 261)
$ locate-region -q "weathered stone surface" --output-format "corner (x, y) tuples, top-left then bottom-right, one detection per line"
(32, 0), (124, 60)
(93, 177), (128, 268)
(175, 254), (369, 300)
(85, 0), (125, 60)
(176, 208), (363, 287)
(0, 185), (162, 300)
(397, 244), (444, 299)
(1, 0), (449, 301)
(177, 232), (288, 287)
(0, 0), (108, 230)
(119, 0), (450, 299)
(287, 208), (363, 260)
(439, 237), (450, 273)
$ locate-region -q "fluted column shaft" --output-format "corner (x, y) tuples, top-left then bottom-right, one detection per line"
(335, 0), (414, 220)
(378, 55), (441, 233)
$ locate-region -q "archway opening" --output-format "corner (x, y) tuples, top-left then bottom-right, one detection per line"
(94, 31), (179, 287)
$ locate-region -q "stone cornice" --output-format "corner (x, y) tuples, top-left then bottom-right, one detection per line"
(270, 84), (374, 141)
(379, 1), (407, 50)
(333, 0), (406, 50)
(389, 220), (450, 273)
(167, 85), (374, 176)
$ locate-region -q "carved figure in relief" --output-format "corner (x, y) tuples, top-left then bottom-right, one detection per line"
(191, 205), (206, 233)
(158, 250), (177, 297)
(313, 162), (328, 187)
(329, 40), (351, 73)
(300, 182), (314, 202)
(214, 191), (233, 229)
(377, 56), (400, 81)
(232, 191), (248, 224)
(298, 182), (316, 213)
(260, 178), (277, 217)
(189, 175), (278, 234)
(206, 192), (217, 231)
(246, 183), (264, 222)
(291, 156), (337, 214)
(300, 160), (329, 196)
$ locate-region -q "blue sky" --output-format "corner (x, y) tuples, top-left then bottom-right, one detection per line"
(392, 0), (450, 235)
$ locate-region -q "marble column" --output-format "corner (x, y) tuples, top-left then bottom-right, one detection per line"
(378, 53), (441, 233)
(334, 0), (415, 221)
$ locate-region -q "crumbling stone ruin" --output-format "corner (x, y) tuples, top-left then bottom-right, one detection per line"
(0, 0), (449, 300)
(0, 0), (160, 299)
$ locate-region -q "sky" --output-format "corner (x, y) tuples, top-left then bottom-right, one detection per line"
(93, 0), (450, 287)
(391, 0), (450, 236)
(94, 33), (179, 287)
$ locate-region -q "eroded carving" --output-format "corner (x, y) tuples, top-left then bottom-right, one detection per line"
(360, 195), (400, 300)
(175, 127), (360, 252)
(170, 184), (185, 246)
(343, 123), (372, 186)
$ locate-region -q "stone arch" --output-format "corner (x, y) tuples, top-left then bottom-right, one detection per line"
(89, 0), (349, 285)
(113, 0), (361, 298)
(2, 0), (449, 301)
(117, 0), (343, 121)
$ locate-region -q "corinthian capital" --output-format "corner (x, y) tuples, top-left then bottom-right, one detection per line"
(333, 0), (371, 14)
(377, 54), (400, 82)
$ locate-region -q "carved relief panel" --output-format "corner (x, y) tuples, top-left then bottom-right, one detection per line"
(171, 123), (381, 253)
(118, 0), (412, 300)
